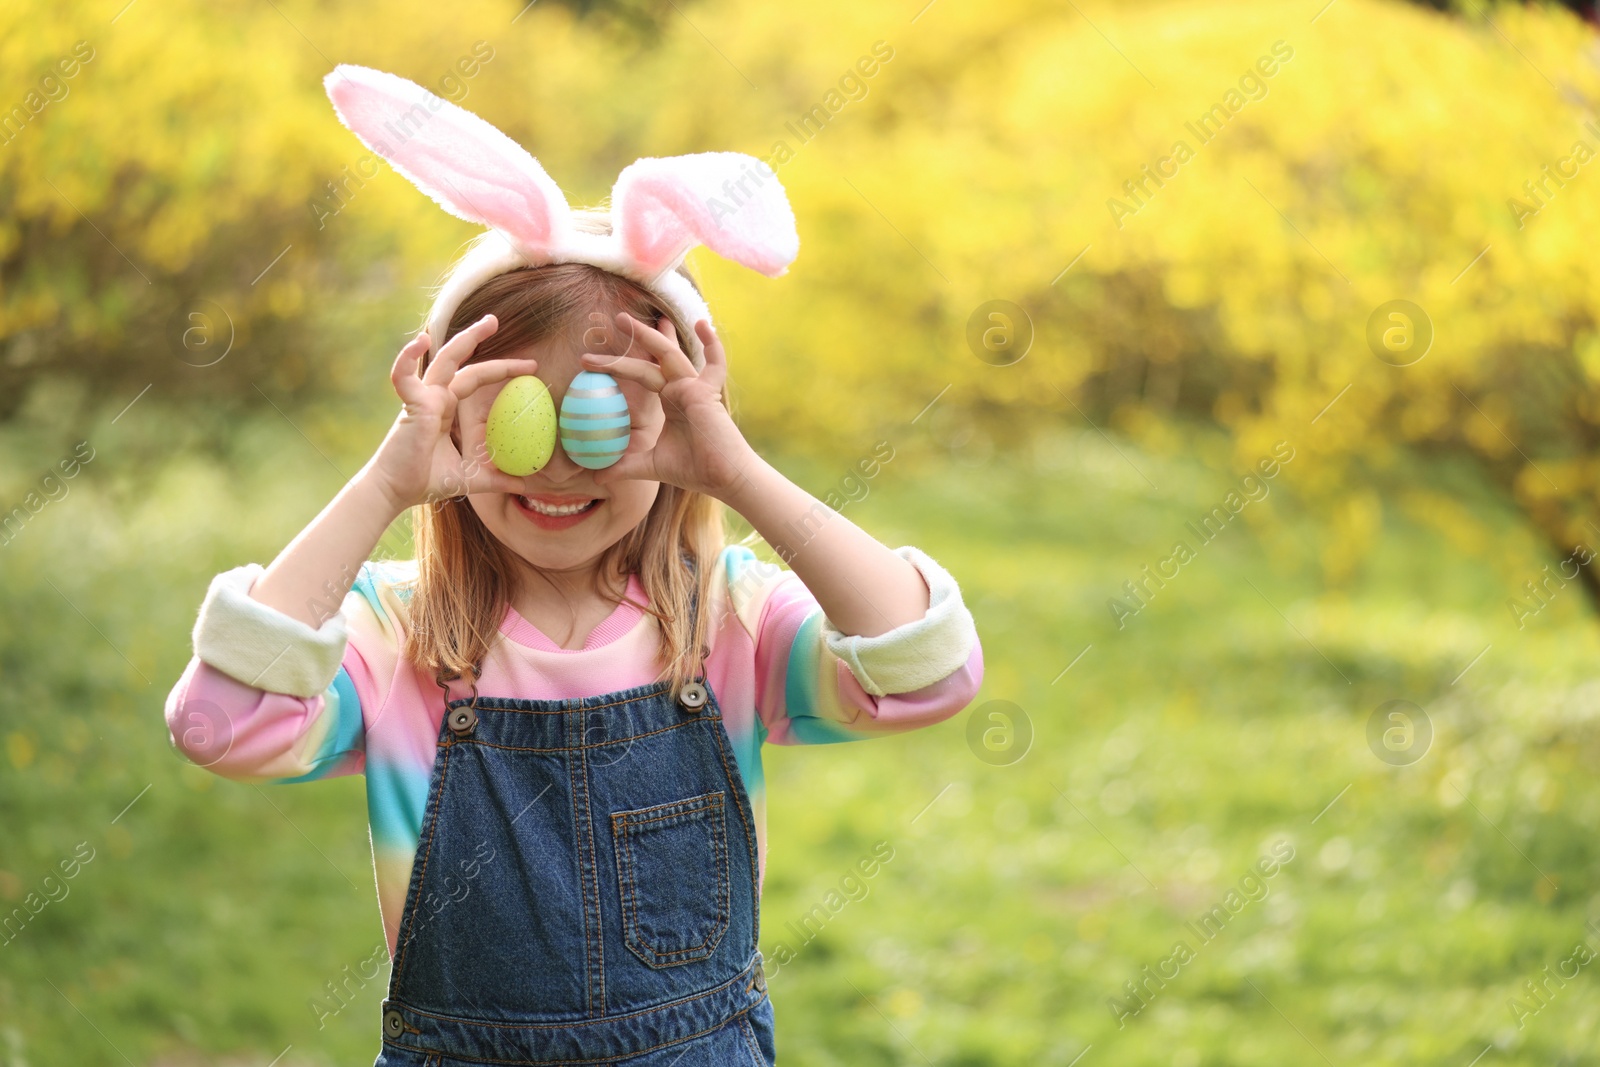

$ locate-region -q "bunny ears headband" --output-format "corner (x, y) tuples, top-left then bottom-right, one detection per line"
(322, 65), (800, 367)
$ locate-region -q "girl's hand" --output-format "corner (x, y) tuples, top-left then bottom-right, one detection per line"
(363, 314), (541, 512)
(580, 313), (757, 500)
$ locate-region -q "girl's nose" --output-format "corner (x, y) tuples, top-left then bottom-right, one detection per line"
(528, 417), (586, 483)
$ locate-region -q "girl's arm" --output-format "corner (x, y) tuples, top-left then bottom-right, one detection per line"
(166, 316), (536, 778)
(717, 452), (930, 638)
(589, 314), (939, 638)
(717, 542), (983, 746)
(250, 315), (529, 624)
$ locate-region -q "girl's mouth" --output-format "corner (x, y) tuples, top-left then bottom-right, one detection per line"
(513, 494), (602, 531)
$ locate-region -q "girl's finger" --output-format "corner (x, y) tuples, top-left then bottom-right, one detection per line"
(449, 358), (541, 400)
(391, 333), (431, 404)
(580, 351), (668, 392)
(425, 314), (498, 385)
(454, 400), (493, 449)
(470, 468), (532, 496)
(431, 459), (524, 502)
(591, 448), (657, 487)
(394, 330), (429, 369)
(610, 382), (662, 447)
(617, 312), (697, 381)
(694, 320), (728, 396)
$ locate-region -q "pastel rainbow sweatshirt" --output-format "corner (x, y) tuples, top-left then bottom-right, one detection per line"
(164, 543), (984, 959)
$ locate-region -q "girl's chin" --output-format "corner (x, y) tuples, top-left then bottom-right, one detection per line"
(505, 539), (612, 574)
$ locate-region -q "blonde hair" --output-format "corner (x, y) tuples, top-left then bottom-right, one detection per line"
(402, 215), (726, 696)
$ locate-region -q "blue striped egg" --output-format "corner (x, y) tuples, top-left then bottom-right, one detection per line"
(558, 371), (630, 469)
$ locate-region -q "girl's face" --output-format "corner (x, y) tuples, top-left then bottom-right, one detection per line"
(454, 310), (669, 577)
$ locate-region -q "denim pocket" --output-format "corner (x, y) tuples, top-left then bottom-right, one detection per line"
(612, 790), (730, 968)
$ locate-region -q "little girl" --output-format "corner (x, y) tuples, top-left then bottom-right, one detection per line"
(164, 65), (983, 1066)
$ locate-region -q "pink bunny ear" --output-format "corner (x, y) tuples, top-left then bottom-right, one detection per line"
(612, 152), (799, 278)
(323, 65), (568, 254)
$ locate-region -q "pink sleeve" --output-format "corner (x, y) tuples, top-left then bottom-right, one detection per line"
(164, 652), (368, 783)
(725, 545), (984, 746)
(163, 561), (407, 783)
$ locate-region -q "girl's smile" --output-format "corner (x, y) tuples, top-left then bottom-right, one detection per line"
(512, 492), (604, 530)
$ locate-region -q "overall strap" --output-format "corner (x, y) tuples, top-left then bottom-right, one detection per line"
(682, 548), (700, 635)
(435, 663), (481, 723)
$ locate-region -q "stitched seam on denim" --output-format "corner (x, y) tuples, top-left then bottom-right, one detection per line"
(714, 798), (732, 955)
(391, 739), (452, 985)
(615, 811), (640, 966)
(739, 1014), (765, 1065)
(613, 792), (730, 966)
(455, 683), (675, 716)
(612, 791), (721, 827)
(708, 710), (762, 953)
(620, 810), (719, 831)
(382, 960), (758, 1029)
(446, 717), (699, 753)
(562, 726), (588, 1017)
(573, 723), (605, 1016)
(384, 1003), (760, 1066)
(588, 744), (606, 1016)
(564, 719), (594, 1017)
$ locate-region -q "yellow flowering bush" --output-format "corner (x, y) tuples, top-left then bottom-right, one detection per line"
(6, 0), (1600, 584)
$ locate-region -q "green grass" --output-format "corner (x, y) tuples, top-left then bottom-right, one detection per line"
(4, 401), (1600, 1066)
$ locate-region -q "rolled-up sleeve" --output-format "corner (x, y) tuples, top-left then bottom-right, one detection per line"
(162, 562), (398, 783)
(724, 544), (984, 746)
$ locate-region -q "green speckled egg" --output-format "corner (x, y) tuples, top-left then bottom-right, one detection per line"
(485, 376), (556, 476)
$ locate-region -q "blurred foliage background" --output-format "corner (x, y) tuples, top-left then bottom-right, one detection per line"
(7, 0), (1600, 1063)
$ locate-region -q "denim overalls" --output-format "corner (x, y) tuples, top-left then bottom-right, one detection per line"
(374, 573), (775, 1066)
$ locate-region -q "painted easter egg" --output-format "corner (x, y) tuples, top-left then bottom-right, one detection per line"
(558, 371), (630, 470)
(484, 376), (557, 476)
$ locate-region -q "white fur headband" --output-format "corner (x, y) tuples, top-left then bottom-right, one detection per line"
(322, 65), (799, 367)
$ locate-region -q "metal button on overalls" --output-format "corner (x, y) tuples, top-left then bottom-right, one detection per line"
(676, 680), (708, 711)
(382, 1008), (404, 1040)
(446, 704), (477, 734)
(747, 956), (767, 993)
